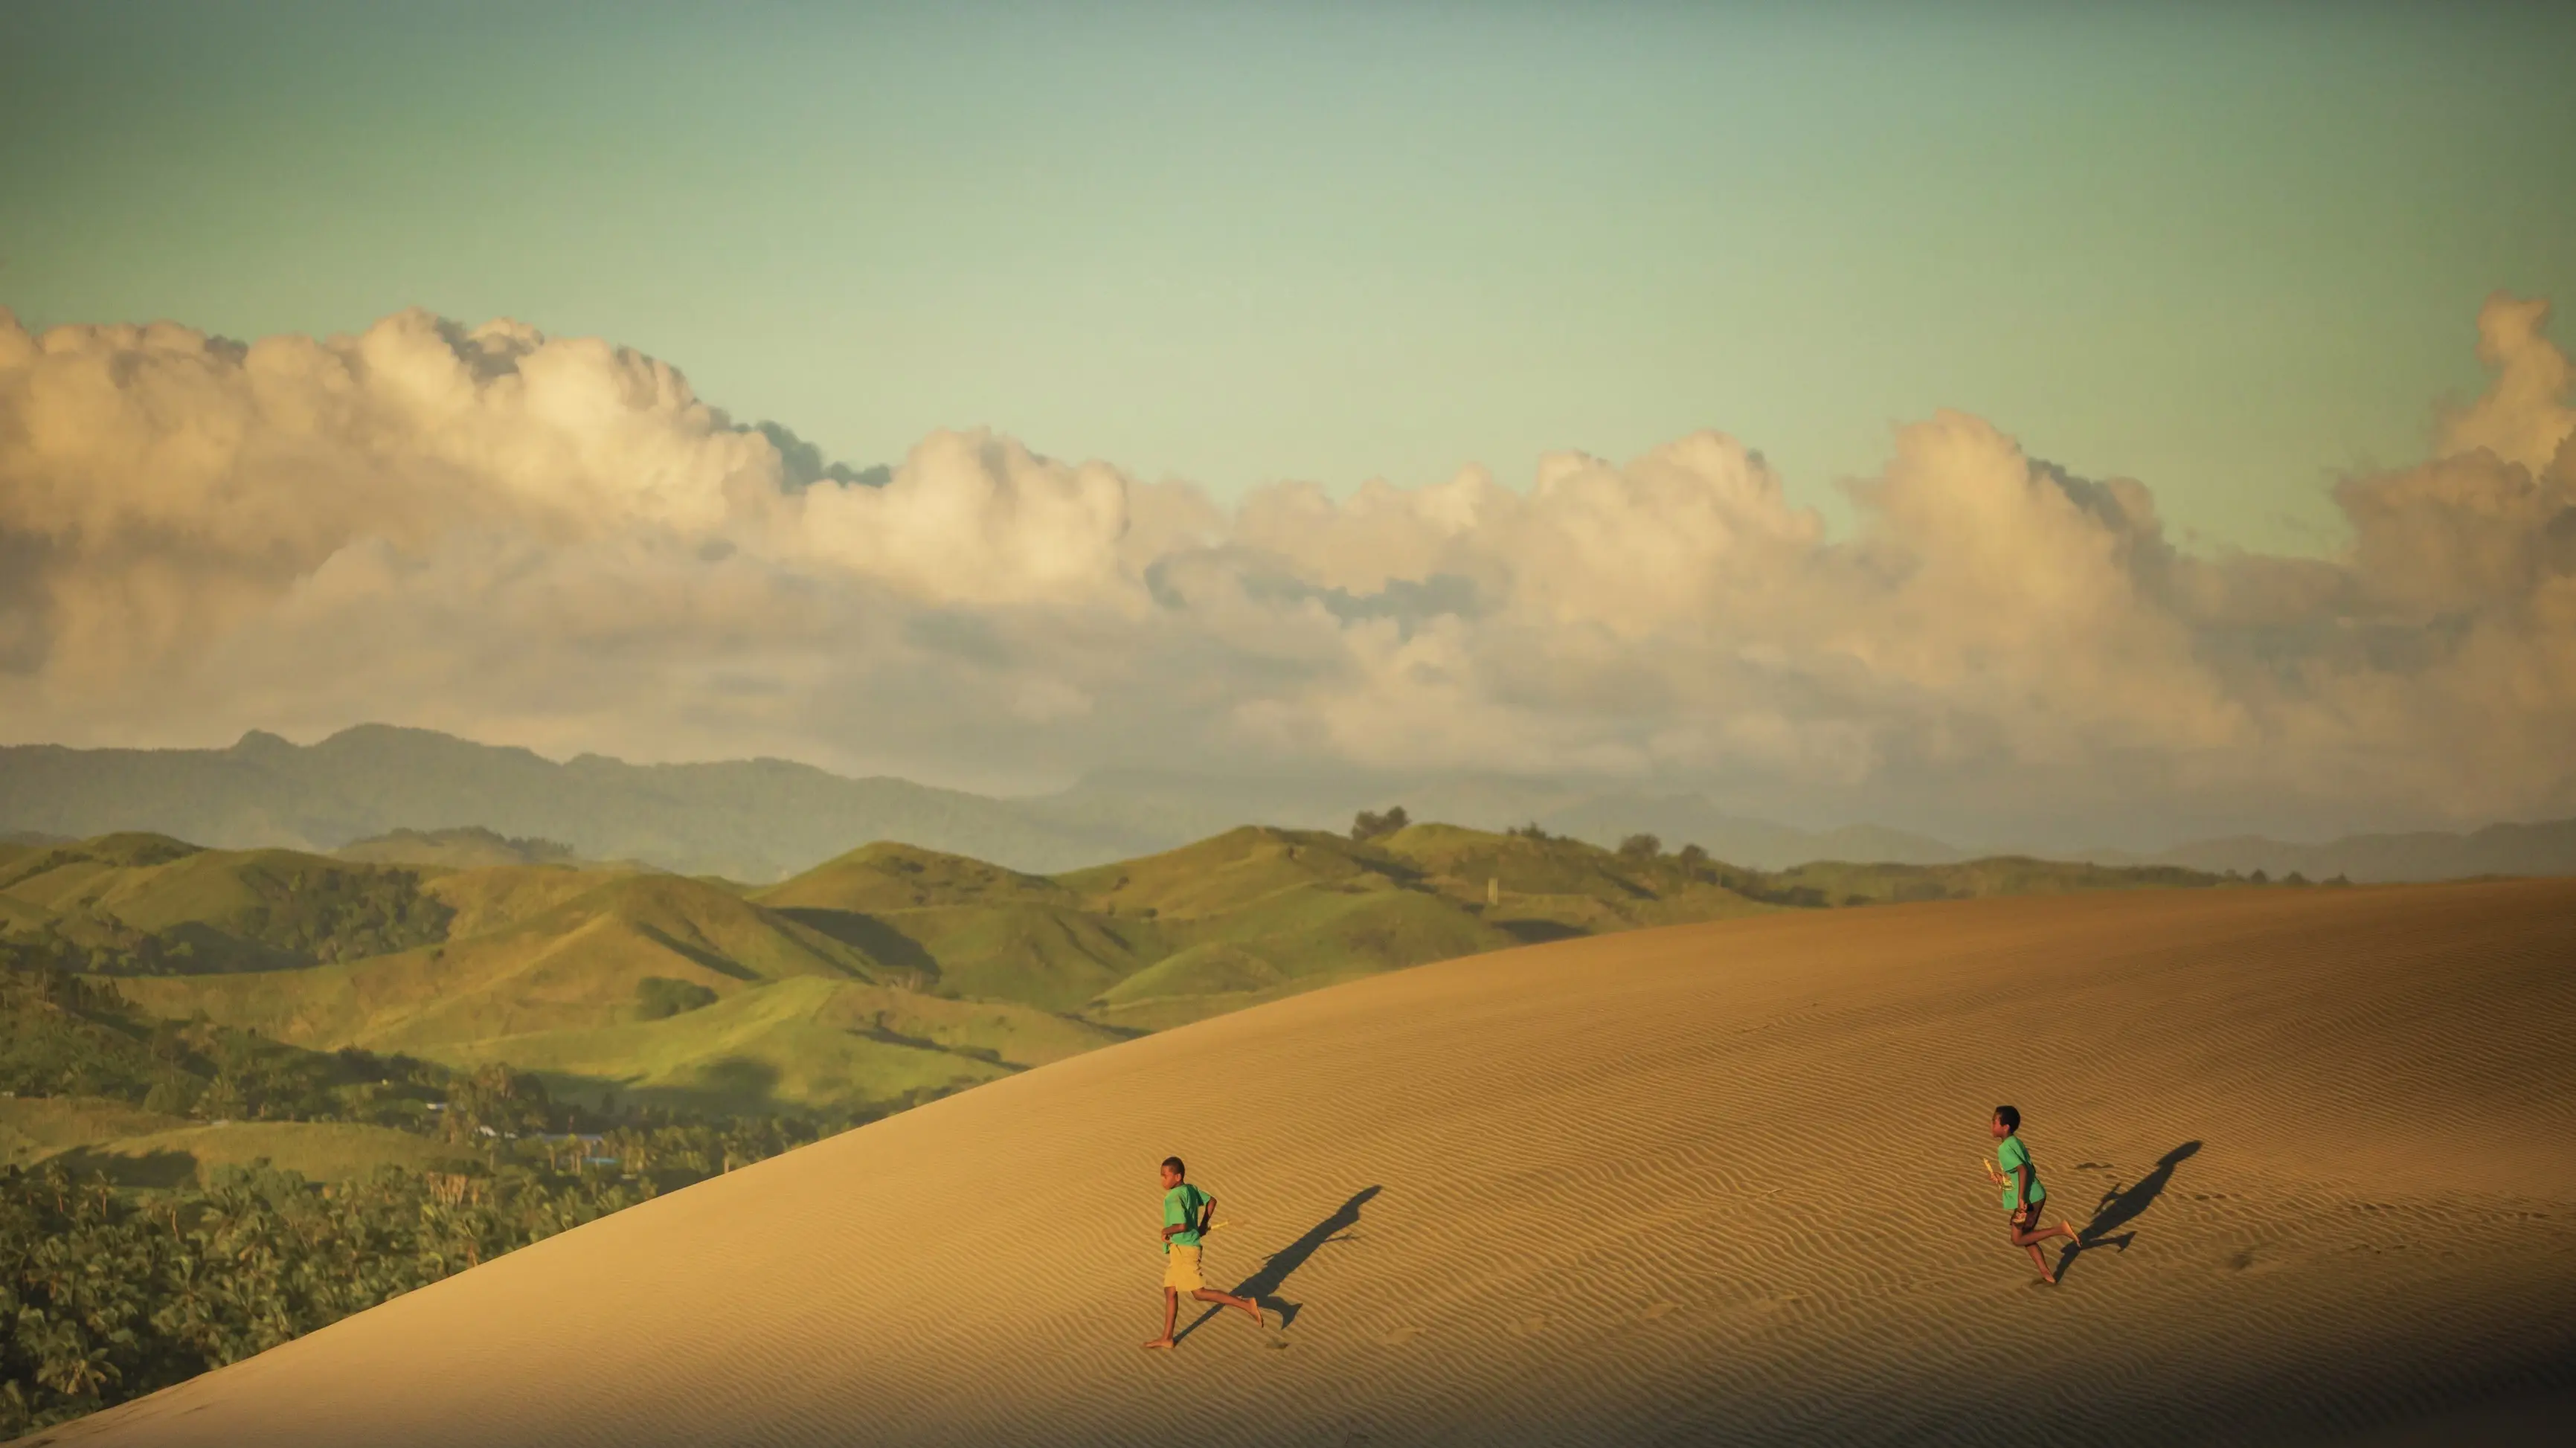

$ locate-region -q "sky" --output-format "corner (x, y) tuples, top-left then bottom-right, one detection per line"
(4, 1), (2575, 848)
(7, 1), (2573, 547)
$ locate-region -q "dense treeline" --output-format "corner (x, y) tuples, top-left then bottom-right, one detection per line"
(0, 958), (449, 1121)
(1, 1139), (728, 1435)
(0, 956), (861, 1432)
(0, 1103), (850, 1432)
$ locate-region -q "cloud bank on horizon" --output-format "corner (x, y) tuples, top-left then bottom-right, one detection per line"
(1, 299), (2571, 846)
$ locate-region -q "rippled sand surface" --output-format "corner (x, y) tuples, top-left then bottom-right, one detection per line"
(30, 881), (2576, 1447)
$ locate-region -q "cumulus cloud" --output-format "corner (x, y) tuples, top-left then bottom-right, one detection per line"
(2, 295), (2572, 843)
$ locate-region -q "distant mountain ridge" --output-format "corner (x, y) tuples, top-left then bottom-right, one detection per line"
(0, 728), (1157, 880)
(0, 730), (1970, 880)
(5, 727), (2573, 884)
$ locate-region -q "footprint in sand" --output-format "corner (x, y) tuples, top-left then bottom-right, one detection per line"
(1379, 1326), (1423, 1346)
(1640, 1301), (1681, 1322)
(1511, 1315), (1547, 1337)
(2227, 1249), (2285, 1276)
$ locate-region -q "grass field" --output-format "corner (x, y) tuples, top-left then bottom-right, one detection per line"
(39, 1120), (479, 1188)
(0, 1097), (475, 1185)
(0, 1095), (191, 1166)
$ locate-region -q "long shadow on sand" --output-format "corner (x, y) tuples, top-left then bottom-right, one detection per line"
(2060, 1140), (2200, 1282)
(1175, 1185), (1381, 1344)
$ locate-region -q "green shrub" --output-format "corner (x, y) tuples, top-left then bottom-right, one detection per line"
(635, 976), (719, 1020)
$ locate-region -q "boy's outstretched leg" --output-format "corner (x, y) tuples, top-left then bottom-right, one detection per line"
(2008, 1212), (2081, 1284)
(1193, 1286), (1265, 1329)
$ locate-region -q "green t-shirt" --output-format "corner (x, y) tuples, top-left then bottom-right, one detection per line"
(1163, 1183), (1211, 1252)
(1997, 1135), (2046, 1211)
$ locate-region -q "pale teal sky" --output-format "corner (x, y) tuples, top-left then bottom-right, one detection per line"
(4, 1), (2572, 552)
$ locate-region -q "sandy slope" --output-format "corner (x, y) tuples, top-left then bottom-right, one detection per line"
(28, 881), (2576, 1447)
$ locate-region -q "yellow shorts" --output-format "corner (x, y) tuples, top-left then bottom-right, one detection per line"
(1162, 1244), (1204, 1292)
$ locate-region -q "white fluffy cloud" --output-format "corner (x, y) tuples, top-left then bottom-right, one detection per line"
(3, 296), (2572, 841)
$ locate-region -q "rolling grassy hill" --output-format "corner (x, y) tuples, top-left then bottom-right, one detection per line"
(0, 833), (452, 972)
(747, 822), (2235, 1033)
(105, 869), (1112, 1117)
(15, 822), (2236, 1127)
(754, 823), (1776, 1029)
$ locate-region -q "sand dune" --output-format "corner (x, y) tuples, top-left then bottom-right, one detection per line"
(27, 881), (2576, 1447)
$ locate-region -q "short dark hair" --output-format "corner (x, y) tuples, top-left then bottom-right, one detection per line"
(1994, 1105), (2020, 1132)
(1161, 1156), (1186, 1176)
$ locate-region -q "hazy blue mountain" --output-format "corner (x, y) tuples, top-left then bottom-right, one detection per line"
(0, 727), (1160, 880)
(0, 734), (1976, 881)
(1020, 768), (1366, 843)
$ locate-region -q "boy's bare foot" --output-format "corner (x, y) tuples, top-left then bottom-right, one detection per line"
(1141, 1337), (1175, 1351)
(2037, 1269), (2057, 1285)
(1240, 1300), (1266, 1328)
(2061, 1220), (2081, 1244)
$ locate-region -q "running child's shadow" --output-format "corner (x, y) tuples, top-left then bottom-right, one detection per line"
(2058, 1140), (2200, 1283)
(1175, 1185), (1381, 1344)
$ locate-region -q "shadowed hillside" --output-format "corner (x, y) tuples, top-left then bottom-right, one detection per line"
(28, 880), (2574, 1447)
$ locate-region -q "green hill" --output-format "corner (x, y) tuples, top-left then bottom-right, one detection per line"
(109, 866), (1128, 1117)
(116, 872), (879, 1050)
(334, 826), (583, 869)
(69, 823), (1796, 1112)
(428, 976), (1124, 1117)
(13, 822), (2234, 1121)
(761, 840), (1076, 913)
(420, 863), (649, 939)
(756, 823), (1786, 1029)
(0, 834), (451, 971)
